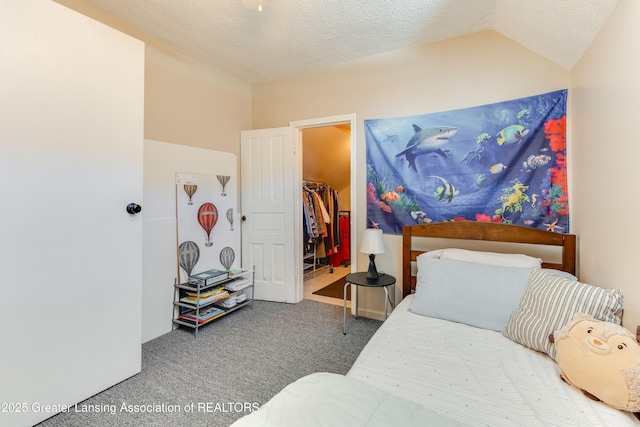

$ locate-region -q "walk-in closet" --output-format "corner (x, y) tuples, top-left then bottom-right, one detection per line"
(303, 181), (347, 273)
(301, 124), (352, 306)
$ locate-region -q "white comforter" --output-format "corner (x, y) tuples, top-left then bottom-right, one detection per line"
(232, 296), (639, 427)
(230, 372), (467, 427)
(348, 295), (639, 426)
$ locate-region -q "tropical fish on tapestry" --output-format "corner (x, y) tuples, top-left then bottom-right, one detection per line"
(496, 125), (529, 146)
(381, 191), (401, 202)
(490, 163), (507, 174)
(476, 132), (491, 144)
(522, 154), (551, 170)
(429, 176), (458, 203)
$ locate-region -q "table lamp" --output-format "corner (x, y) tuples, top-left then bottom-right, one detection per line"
(360, 228), (385, 279)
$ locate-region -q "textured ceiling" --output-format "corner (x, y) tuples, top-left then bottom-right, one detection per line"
(66, 0), (620, 83)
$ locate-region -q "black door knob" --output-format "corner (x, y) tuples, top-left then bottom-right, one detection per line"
(126, 203), (142, 215)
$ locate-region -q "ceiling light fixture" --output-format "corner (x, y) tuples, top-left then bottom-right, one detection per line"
(242, 0), (265, 12)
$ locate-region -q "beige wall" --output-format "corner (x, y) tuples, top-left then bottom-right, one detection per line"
(144, 44), (251, 155)
(55, 0), (252, 158)
(571, 0), (640, 329)
(253, 30), (570, 315)
(302, 126), (351, 211)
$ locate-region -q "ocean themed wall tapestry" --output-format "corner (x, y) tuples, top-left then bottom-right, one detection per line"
(365, 89), (568, 234)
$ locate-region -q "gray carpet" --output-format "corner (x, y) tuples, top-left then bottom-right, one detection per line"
(37, 299), (382, 427)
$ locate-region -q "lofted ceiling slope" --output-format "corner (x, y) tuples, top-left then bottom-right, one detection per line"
(59, 0), (620, 84)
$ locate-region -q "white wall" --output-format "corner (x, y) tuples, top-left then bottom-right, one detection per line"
(571, 0), (640, 329)
(142, 140), (238, 342)
(253, 30), (571, 318)
(0, 1), (144, 425)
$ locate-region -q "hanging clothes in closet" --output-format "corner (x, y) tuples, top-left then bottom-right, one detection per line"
(331, 211), (351, 267)
(302, 182), (341, 265)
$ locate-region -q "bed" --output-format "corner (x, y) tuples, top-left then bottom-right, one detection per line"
(232, 222), (639, 426)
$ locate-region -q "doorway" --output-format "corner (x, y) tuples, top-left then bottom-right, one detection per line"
(293, 118), (354, 307)
(240, 114), (357, 304)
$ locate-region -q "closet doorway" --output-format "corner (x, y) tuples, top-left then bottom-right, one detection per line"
(300, 123), (353, 307)
(240, 114), (355, 304)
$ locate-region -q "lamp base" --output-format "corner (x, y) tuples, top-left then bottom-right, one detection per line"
(366, 253), (379, 280)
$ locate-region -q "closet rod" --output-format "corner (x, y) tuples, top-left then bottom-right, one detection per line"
(303, 180), (329, 189)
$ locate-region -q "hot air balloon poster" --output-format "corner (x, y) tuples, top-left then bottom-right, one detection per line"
(197, 202), (218, 247)
(176, 172), (239, 283)
(365, 89), (568, 235)
(179, 174), (199, 206)
(184, 184), (198, 205)
(179, 241), (200, 277)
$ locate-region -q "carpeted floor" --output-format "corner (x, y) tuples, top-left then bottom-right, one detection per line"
(312, 275), (350, 300)
(36, 299), (381, 427)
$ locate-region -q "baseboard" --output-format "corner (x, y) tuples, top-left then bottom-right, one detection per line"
(352, 307), (388, 321)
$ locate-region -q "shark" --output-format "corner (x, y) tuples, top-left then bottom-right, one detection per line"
(395, 125), (458, 170)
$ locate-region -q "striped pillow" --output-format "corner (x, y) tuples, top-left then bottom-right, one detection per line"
(502, 269), (623, 360)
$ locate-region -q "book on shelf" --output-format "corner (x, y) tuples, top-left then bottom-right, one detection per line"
(215, 291), (249, 309)
(225, 278), (252, 292)
(180, 290), (229, 306)
(178, 313), (223, 324)
(186, 286), (226, 298)
(228, 268), (251, 278)
(217, 298), (237, 309)
(188, 268), (229, 286)
(179, 306), (225, 323)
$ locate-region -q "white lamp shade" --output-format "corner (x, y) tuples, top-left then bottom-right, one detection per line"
(360, 228), (385, 255)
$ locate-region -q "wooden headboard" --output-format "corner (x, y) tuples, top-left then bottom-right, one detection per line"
(402, 222), (576, 298)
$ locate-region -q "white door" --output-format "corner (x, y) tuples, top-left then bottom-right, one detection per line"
(241, 128), (301, 302)
(0, 2), (143, 426)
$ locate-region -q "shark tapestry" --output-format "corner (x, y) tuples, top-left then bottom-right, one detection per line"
(365, 89), (568, 234)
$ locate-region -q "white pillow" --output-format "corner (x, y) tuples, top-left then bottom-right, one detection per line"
(422, 248), (542, 269)
(410, 257), (533, 331)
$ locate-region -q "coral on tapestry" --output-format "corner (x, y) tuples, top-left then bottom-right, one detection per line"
(365, 89), (569, 234)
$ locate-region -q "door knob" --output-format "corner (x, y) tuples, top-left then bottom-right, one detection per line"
(126, 203), (142, 215)
(241, 215), (247, 222)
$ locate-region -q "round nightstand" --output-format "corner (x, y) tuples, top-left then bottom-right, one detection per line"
(343, 272), (396, 335)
